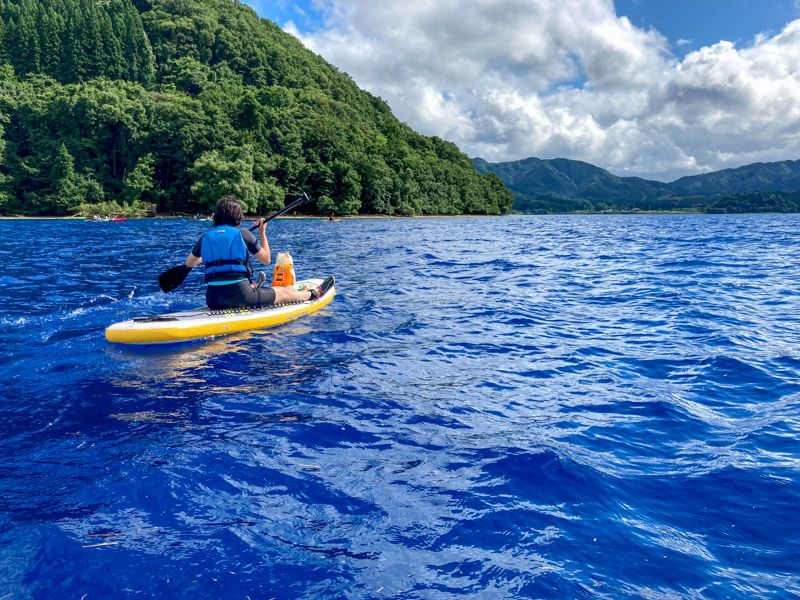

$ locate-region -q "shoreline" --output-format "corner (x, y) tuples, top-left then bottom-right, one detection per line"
(0, 213), (509, 220)
(0, 210), (788, 220)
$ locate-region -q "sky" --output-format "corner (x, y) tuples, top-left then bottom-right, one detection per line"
(243, 0), (800, 182)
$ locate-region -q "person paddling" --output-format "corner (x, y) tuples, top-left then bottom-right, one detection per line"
(185, 195), (333, 310)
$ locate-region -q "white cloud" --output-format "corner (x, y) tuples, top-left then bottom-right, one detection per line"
(285, 0), (800, 181)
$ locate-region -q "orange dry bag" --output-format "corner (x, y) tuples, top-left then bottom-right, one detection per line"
(271, 252), (295, 286)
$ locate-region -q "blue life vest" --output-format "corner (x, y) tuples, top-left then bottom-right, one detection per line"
(200, 225), (251, 283)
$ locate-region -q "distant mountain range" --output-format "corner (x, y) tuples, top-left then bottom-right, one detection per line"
(473, 157), (800, 213)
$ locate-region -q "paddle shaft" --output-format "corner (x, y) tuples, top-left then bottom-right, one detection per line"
(248, 192), (309, 231)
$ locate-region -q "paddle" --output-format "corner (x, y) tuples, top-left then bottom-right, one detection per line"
(158, 192), (311, 293)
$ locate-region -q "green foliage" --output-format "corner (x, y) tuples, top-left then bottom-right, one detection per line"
(189, 146), (283, 214)
(0, 0), (154, 84)
(475, 156), (674, 208)
(703, 191), (800, 214)
(122, 152), (155, 203)
(49, 143), (83, 211)
(0, 0), (512, 217)
(75, 198), (156, 217)
(45, 143), (106, 212)
(672, 161), (800, 195)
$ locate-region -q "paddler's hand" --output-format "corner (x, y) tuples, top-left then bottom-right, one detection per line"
(255, 217), (271, 264)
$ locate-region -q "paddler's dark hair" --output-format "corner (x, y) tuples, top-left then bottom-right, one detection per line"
(213, 195), (243, 227)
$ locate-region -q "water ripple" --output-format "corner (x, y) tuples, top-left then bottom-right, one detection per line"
(1, 215), (799, 599)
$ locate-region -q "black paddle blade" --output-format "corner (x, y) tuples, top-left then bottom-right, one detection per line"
(158, 264), (192, 293)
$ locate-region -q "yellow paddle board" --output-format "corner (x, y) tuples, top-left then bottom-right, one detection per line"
(106, 278), (335, 345)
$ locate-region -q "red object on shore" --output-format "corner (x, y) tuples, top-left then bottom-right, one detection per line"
(111, 218), (127, 222)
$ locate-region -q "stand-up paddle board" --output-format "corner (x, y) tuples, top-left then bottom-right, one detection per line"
(106, 278), (335, 345)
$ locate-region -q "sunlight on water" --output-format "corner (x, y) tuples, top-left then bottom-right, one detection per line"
(1, 215), (799, 599)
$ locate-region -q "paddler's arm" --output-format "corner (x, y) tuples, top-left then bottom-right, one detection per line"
(186, 252), (202, 268)
(186, 236), (203, 268)
(252, 218), (271, 265)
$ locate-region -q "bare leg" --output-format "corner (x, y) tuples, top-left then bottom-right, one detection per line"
(270, 276), (334, 304)
(272, 286), (313, 303)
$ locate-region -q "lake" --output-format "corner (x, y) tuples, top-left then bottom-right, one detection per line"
(1, 214), (798, 599)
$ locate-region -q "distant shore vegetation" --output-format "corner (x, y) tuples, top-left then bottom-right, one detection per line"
(475, 157), (800, 214)
(511, 191), (800, 215)
(0, 0), (512, 217)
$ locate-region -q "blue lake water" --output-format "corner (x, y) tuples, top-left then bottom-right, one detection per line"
(1, 214), (799, 599)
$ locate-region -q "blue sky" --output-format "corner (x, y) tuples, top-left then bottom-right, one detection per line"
(615, 0), (800, 53)
(250, 0), (800, 54)
(247, 0), (323, 32)
(241, 0), (800, 180)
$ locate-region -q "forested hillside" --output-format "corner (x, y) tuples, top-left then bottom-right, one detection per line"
(475, 156), (800, 213)
(473, 157), (674, 207)
(671, 160), (800, 195)
(0, 0), (512, 216)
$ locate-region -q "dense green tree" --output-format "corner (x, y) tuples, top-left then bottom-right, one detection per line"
(357, 154), (396, 214)
(122, 152), (154, 203)
(0, 118), (8, 211)
(330, 159), (361, 215)
(162, 56), (212, 95)
(0, 0), (513, 216)
(1, 0), (154, 84)
(48, 143), (102, 212)
(190, 146), (282, 214)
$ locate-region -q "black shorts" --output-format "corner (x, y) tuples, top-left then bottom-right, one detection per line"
(205, 280), (277, 310)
